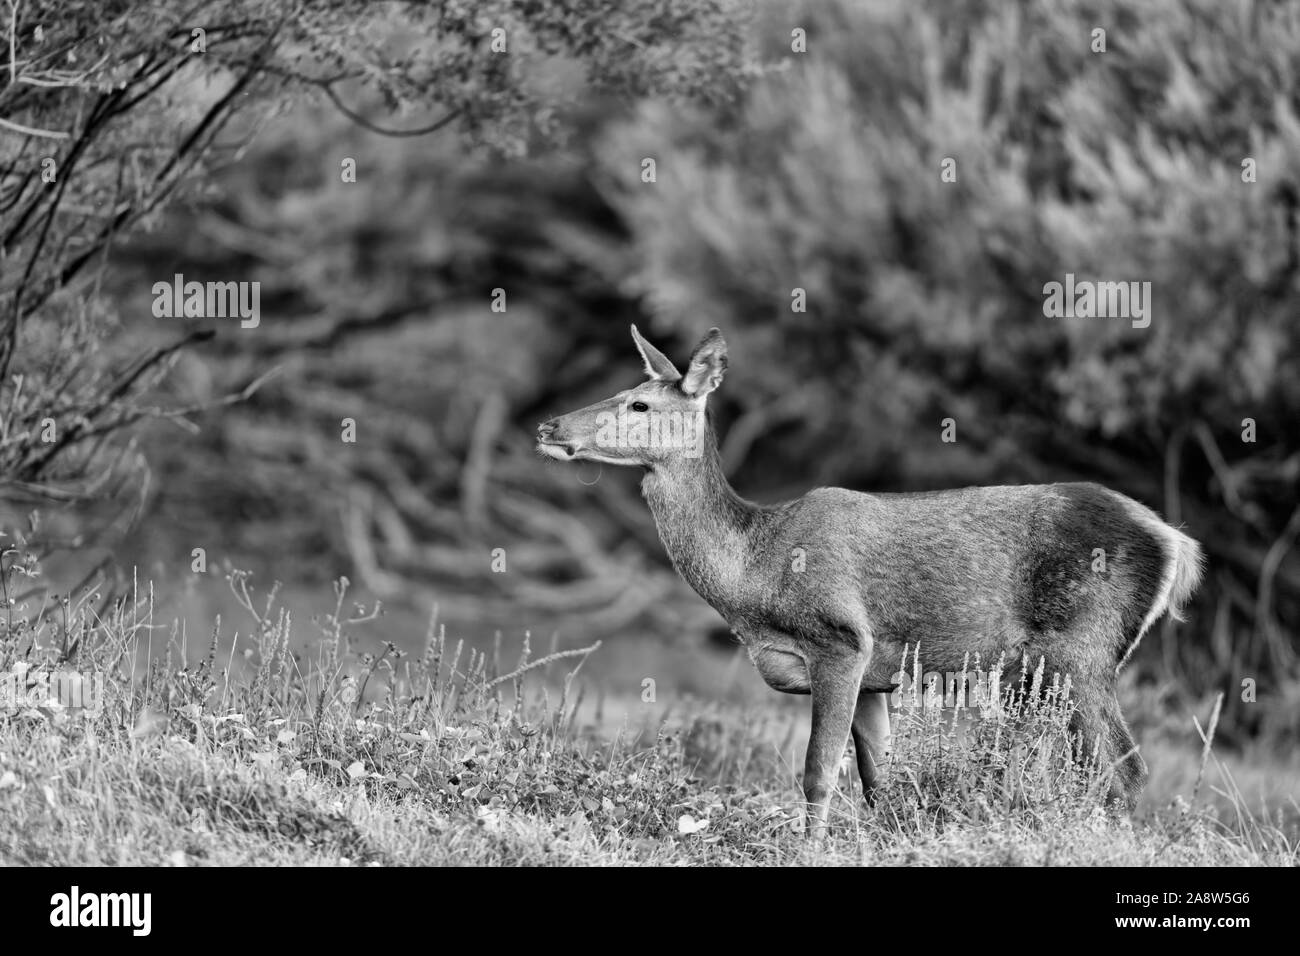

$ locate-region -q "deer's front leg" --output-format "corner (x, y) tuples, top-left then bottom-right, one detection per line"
(804, 643), (868, 841)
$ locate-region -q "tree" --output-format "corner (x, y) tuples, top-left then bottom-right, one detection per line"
(0, 0), (757, 585)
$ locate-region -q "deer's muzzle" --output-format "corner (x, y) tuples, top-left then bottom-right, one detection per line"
(536, 419), (577, 459)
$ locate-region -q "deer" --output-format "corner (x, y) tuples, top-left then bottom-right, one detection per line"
(536, 326), (1205, 838)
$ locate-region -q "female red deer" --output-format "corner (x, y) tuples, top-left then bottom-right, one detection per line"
(537, 326), (1204, 838)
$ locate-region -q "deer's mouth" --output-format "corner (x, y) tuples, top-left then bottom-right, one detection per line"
(537, 439), (578, 460)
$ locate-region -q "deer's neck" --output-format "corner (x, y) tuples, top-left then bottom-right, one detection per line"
(640, 430), (765, 616)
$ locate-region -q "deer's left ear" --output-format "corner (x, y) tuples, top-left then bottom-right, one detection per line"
(680, 328), (727, 398)
(631, 325), (682, 382)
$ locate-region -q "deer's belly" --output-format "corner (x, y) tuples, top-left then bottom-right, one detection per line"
(746, 639), (901, 696)
(748, 645), (811, 695)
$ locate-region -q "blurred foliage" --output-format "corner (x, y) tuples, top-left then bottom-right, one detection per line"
(4, 1), (1298, 749)
(0, 0), (756, 613)
(0, 0), (756, 549)
(599, 0), (1300, 743)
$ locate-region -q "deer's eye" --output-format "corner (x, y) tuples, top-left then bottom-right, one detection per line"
(630, 401), (650, 413)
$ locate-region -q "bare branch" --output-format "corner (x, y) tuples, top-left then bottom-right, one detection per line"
(0, 114), (68, 139)
(319, 79), (461, 138)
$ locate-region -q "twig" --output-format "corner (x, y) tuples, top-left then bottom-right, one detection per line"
(485, 640), (601, 689)
(460, 391), (506, 536)
(1191, 692), (1223, 804)
(319, 80), (461, 138)
(1255, 504), (1300, 670)
(0, 115), (68, 139)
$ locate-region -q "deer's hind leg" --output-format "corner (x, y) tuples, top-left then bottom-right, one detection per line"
(1102, 694), (1146, 808)
(1068, 689), (1145, 810)
(851, 691), (892, 800)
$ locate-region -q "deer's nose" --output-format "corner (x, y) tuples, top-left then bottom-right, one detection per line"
(538, 419), (559, 438)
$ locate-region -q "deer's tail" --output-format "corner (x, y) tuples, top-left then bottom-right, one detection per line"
(1119, 505), (1205, 668)
(1163, 526), (1205, 623)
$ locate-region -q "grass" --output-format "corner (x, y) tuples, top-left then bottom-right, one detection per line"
(0, 562), (1295, 866)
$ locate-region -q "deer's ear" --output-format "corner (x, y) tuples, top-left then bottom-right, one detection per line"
(680, 328), (727, 398)
(630, 325), (682, 382)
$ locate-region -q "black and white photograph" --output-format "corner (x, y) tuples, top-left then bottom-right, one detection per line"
(0, 0), (1295, 918)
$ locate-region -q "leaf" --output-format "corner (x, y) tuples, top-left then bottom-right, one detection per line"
(677, 813), (709, 835)
(345, 760), (366, 781)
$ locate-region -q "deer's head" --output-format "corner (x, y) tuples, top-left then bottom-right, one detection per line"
(537, 326), (727, 467)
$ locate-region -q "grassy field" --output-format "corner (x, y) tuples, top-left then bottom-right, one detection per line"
(0, 572), (1295, 867)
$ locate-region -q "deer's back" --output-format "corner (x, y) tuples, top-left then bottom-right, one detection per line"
(753, 481), (1167, 674)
